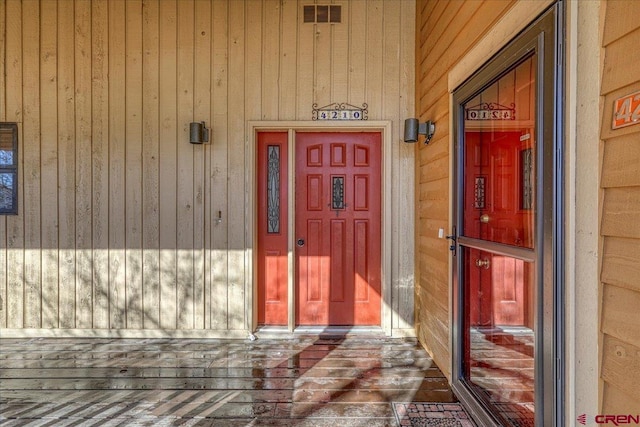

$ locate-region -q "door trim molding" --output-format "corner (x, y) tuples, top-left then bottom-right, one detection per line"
(247, 121), (393, 335)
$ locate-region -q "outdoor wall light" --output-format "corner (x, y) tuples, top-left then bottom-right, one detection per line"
(190, 121), (210, 144)
(404, 118), (436, 144)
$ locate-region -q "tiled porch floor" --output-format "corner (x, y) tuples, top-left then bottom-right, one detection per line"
(0, 335), (457, 426)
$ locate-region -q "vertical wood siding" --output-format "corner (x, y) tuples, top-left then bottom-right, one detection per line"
(599, 0), (640, 412)
(415, 0), (516, 378)
(0, 0), (414, 333)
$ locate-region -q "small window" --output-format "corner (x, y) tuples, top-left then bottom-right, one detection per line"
(329, 5), (341, 23)
(316, 5), (329, 23)
(303, 5), (315, 23)
(303, 5), (342, 23)
(0, 123), (18, 214)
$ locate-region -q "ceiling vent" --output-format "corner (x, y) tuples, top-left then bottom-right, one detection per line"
(303, 5), (341, 23)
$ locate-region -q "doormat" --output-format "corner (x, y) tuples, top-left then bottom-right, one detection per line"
(392, 403), (477, 427)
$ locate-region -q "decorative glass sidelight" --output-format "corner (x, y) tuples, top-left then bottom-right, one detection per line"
(332, 176), (345, 209)
(267, 145), (280, 233)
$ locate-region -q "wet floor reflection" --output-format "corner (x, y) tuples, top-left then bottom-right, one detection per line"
(469, 328), (535, 426)
(0, 336), (457, 425)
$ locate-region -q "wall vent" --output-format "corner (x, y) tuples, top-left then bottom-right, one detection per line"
(303, 5), (341, 23)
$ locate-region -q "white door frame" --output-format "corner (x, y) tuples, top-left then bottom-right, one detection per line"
(246, 121), (393, 334)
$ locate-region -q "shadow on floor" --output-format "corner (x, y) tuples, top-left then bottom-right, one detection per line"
(0, 335), (457, 426)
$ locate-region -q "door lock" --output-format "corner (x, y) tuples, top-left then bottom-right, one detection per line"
(297, 238), (305, 247)
(475, 258), (490, 269)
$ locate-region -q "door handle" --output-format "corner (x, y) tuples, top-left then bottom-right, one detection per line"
(475, 258), (490, 269)
(480, 214), (490, 223)
(297, 238), (305, 247)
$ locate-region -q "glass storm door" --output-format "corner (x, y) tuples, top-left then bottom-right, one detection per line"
(452, 6), (562, 427)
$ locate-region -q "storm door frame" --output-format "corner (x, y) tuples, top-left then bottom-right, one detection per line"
(450, 5), (564, 426)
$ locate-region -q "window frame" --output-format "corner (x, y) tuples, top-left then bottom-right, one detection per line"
(0, 122), (19, 215)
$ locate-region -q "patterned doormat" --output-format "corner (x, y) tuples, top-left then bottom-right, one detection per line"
(392, 403), (477, 427)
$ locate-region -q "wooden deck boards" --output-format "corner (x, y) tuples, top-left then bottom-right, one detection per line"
(0, 336), (456, 426)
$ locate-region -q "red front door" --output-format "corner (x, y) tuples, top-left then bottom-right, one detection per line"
(295, 132), (381, 326)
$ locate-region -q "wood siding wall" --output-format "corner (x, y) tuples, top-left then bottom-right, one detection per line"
(415, 0), (516, 378)
(599, 0), (640, 412)
(0, 0), (415, 333)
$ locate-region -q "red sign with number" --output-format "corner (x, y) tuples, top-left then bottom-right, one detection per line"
(612, 91), (640, 130)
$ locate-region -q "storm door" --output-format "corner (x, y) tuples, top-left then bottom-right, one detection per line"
(451, 6), (562, 427)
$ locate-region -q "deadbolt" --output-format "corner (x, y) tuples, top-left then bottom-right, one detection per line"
(297, 238), (305, 247)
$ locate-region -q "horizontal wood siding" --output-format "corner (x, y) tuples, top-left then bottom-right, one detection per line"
(600, 0), (640, 411)
(415, 0), (516, 378)
(0, 0), (414, 333)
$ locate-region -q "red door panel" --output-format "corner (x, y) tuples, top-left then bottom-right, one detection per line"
(257, 132), (288, 325)
(295, 132), (381, 326)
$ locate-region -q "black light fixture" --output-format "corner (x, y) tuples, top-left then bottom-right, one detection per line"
(404, 118), (436, 144)
(190, 121), (210, 144)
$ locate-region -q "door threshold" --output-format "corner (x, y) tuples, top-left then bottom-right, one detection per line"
(295, 326), (386, 336)
(254, 325), (386, 339)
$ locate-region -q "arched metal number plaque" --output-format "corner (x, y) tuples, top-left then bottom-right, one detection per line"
(312, 102), (368, 121)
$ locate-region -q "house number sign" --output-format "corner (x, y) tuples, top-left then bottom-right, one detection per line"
(312, 102), (368, 121)
(612, 90), (640, 130)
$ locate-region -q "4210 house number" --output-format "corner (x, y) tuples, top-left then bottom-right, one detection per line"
(312, 102), (368, 121)
(318, 110), (363, 120)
